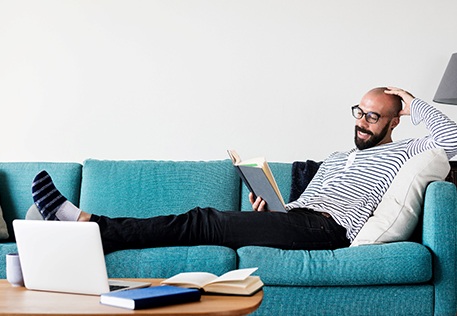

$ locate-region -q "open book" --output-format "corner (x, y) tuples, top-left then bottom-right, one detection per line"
(228, 149), (286, 212)
(161, 267), (263, 296)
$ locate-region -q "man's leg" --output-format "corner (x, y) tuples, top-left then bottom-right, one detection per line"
(32, 170), (82, 221)
(31, 170), (350, 254)
(92, 207), (350, 254)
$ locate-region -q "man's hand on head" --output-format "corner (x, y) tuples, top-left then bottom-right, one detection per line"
(249, 192), (268, 212)
(385, 87), (415, 116)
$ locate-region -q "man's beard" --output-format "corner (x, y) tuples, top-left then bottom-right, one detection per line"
(354, 122), (391, 150)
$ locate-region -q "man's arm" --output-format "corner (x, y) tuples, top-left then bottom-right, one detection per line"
(384, 86), (414, 116)
(386, 86), (457, 159)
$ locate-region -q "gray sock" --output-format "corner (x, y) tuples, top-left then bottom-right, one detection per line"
(25, 204), (44, 220)
(56, 201), (81, 221)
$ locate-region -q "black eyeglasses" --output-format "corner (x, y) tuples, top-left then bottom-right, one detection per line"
(351, 105), (381, 124)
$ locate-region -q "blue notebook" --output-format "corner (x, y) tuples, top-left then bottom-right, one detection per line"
(100, 285), (201, 310)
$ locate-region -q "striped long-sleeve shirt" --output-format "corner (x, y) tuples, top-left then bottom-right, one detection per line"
(285, 98), (457, 242)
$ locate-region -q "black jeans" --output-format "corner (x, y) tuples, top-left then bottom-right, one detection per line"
(91, 207), (350, 254)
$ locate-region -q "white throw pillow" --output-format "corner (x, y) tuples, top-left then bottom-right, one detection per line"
(351, 148), (450, 246)
(0, 204), (9, 239)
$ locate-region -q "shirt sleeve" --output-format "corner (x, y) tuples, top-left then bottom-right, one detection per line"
(409, 98), (457, 159)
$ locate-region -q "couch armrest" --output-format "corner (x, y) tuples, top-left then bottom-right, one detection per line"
(422, 181), (457, 316)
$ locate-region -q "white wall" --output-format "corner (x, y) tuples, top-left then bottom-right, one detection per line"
(1, 0), (456, 163)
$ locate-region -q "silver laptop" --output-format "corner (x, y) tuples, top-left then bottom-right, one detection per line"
(13, 219), (150, 295)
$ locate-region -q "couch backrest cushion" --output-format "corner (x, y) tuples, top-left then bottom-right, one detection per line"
(351, 148), (450, 246)
(240, 162), (292, 211)
(79, 159), (241, 217)
(0, 162), (82, 240)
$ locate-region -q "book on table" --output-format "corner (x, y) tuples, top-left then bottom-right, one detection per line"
(99, 285), (201, 310)
(161, 267), (263, 296)
(227, 149), (286, 212)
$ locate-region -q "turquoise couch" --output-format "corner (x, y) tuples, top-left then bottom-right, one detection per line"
(0, 159), (456, 315)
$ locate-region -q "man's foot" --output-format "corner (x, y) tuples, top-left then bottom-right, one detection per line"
(25, 204), (44, 220)
(31, 170), (81, 221)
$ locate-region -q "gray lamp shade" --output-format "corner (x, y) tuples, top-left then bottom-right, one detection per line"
(434, 53), (457, 105)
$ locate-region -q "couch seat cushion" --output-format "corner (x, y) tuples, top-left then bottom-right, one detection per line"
(105, 246), (237, 279)
(237, 242), (431, 286)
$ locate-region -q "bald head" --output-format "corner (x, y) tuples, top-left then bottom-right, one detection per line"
(354, 87), (403, 149)
(363, 87), (402, 117)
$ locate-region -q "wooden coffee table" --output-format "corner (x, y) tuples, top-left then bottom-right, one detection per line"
(0, 279), (263, 315)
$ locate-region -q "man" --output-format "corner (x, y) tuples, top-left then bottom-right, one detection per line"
(30, 87), (457, 254)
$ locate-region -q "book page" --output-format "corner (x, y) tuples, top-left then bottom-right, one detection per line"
(261, 162), (285, 205)
(238, 157), (265, 167)
(227, 149), (241, 164)
(227, 149), (265, 167)
(207, 268), (258, 285)
(203, 276), (264, 295)
(162, 272), (217, 288)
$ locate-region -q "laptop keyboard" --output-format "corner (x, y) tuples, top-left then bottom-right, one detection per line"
(109, 284), (129, 292)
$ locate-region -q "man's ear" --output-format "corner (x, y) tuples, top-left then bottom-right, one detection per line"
(390, 117), (400, 130)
